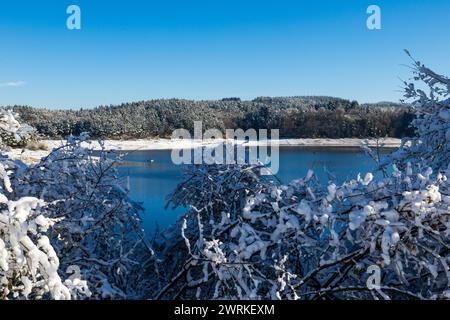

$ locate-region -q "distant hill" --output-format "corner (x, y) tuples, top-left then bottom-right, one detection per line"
(5, 96), (414, 139)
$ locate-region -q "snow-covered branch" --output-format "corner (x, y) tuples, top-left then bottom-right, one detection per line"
(1, 135), (154, 299)
(0, 109), (36, 148)
(160, 58), (450, 300)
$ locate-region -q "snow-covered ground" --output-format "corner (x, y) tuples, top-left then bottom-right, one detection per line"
(6, 138), (401, 164)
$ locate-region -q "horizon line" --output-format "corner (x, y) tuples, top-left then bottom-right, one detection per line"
(0, 95), (404, 111)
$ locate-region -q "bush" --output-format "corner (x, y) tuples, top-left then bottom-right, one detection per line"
(1, 135), (154, 299)
(0, 109), (36, 148)
(156, 57), (450, 300)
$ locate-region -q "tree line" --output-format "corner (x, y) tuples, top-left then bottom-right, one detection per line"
(7, 96), (414, 139)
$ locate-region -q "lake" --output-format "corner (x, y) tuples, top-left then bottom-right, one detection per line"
(116, 147), (386, 238)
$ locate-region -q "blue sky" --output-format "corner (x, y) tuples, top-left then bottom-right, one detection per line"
(0, 0), (449, 109)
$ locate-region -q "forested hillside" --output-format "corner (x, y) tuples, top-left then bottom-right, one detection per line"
(7, 96), (414, 139)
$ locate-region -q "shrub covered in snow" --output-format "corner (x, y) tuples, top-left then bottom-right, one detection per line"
(0, 158), (90, 299)
(1, 135), (154, 299)
(0, 109), (36, 148)
(157, 57), (450, 300)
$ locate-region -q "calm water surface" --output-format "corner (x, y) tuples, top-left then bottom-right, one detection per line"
(116, 147), (385, 237)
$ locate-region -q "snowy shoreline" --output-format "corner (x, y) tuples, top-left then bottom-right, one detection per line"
(7, 138), (401, 164)
(46, 137), (401, 150)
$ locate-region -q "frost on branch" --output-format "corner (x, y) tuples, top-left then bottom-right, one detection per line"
(158, 59), (450, 300)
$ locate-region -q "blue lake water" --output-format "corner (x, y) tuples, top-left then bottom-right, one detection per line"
(116, 147), (386, 238)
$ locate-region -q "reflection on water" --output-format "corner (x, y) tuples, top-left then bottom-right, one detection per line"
(114, 147), (385, 238)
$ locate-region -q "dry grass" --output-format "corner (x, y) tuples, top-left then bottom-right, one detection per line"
(26, 140), (49, 151)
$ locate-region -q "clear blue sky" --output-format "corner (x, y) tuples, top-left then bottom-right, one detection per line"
(0, 0), (449, 109)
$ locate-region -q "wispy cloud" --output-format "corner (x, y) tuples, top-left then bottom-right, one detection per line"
(0, 81), (27, 88)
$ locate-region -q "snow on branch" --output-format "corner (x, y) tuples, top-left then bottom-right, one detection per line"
(1, 134), (154, 299)
(159, 58), (450, 300)
(0, 109), (36, 149)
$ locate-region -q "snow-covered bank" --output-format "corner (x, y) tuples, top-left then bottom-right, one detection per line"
(45, 137), (401, 150)
(6, 138), (401, 164)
